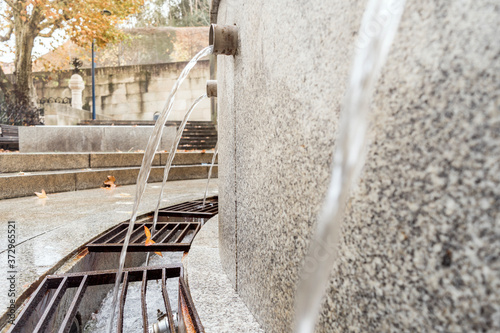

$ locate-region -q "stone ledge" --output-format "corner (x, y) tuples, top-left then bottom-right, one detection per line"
(0, 152), (217, 173)
(0, 165), (218, 199)
(184, 216), (263, 333)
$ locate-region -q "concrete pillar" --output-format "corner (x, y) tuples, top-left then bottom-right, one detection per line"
(68, 74), (85, 109)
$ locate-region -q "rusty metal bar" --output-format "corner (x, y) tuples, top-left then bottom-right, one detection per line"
(161, 268), (176, 333)
(58, 276), (88, 333)
(106, 226), (130, 244)
(87, 243), (192, 252)
(158, 224), (181, 243)
(159, 211), (215, 218)
(158, 197), (218, 218)
(163, 201), (195, 211)
(117, 271), (129, 333)
(86, 223), (202, 252)
(33, 276), (69, 333)
(141, 270), (148, 333)
(8, 265), (203, 333)
(151, 223), (173, 241)
(88, 223), (125, 245)
(9, 278), (52, 332)
(174, 224), (191, 243)
(50, 265), (181, 286)
(118, 223), (147, 244)
(131, 225), (149, 244)
(179, 278), (205, 332)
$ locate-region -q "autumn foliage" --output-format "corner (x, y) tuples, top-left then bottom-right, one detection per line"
(0, 0), (144, 105)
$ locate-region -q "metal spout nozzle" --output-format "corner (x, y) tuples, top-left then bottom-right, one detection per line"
(209, 24), (238, 55)
(206, 80), (217, 98)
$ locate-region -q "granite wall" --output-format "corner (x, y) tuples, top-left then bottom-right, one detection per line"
(216, 0), (500, 332)
(32, 60), (211, 121)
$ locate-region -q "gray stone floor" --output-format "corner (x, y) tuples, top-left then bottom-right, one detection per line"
(0, 179), (218, 323)
(184, 216), (263, 333)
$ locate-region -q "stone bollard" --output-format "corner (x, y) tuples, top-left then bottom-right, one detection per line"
(68, 74), (85, 109)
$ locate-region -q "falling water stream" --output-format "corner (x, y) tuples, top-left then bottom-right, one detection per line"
(106, 46), (213, 333)
(294, 1), (406, 332)
(145, 94), (208, 266)
(202, 141), (219, 206)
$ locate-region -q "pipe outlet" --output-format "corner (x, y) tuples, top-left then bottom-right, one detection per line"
(209, 24), (238, 55)
(206, 80), (217, 98)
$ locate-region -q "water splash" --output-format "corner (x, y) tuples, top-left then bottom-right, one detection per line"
(84, 253), (182, 332)
(202, 141), (219, 207)
(294, 1), (406, 332)
(106, 45), (213, 333)
(146, 94), (208, 266)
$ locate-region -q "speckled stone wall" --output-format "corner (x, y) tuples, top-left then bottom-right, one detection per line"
(216, 0), (500, 332)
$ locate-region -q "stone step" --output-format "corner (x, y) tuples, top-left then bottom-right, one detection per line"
(179, 138), (218, 143)
(181, 131), (218, 136)
(178, 145), (217, 150)
(0, 164), (218, 200)
(184, 126), (217, 133)
(182, 126), (216, 130)
(0, 152), (217, 173)
(180, 136), (217, 140)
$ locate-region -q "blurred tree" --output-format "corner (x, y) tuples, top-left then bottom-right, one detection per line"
(167, 0), (210, 27)
(134, 0), (209, 28)
(135, 0), (170, 27)
(0, 0), (144, 106)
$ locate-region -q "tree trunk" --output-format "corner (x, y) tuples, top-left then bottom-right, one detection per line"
(0, 65), (13, 102)
(14, 21), (38, 106)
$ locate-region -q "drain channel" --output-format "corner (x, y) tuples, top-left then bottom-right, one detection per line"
(158, 197), (218, 218)
(8, 265), (204, 333)
(7, 197), (217, 332)
(87, 222), (201, 252)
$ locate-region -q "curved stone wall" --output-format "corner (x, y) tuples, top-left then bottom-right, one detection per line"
(216, 0), (500, 332)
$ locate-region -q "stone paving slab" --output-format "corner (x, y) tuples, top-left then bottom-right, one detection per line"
(0, 179), (218, 329)
(184, 216), (264, 333)
(0, 165), (218, 199)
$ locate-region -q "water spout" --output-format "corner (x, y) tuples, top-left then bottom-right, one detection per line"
(146, 94), (208, 266)
(106, 45), (213, 333)
(209, 24), (238, 55)
(206, 80), (217, 98)
(294, 1), (406, 332)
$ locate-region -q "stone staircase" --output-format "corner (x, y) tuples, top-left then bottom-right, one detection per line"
(177, 121), (217, 150)
(77, 120), (218, 151)
(0, 152), (217, 200)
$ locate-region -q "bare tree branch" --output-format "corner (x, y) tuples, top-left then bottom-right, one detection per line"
(0, 25), (13, 42)
(0, 11), (14, 22)
(38, 16), (64, 32)
(38, 24), (60, 38)
(4, 0), (21, 14)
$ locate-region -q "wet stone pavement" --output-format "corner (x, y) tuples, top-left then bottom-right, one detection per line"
(0, 179), (218, 325)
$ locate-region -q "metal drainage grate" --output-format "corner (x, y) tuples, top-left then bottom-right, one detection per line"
(158, 197), (218, 218)
(8, 264), (204, 333)
(86, 221), (201, 252)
